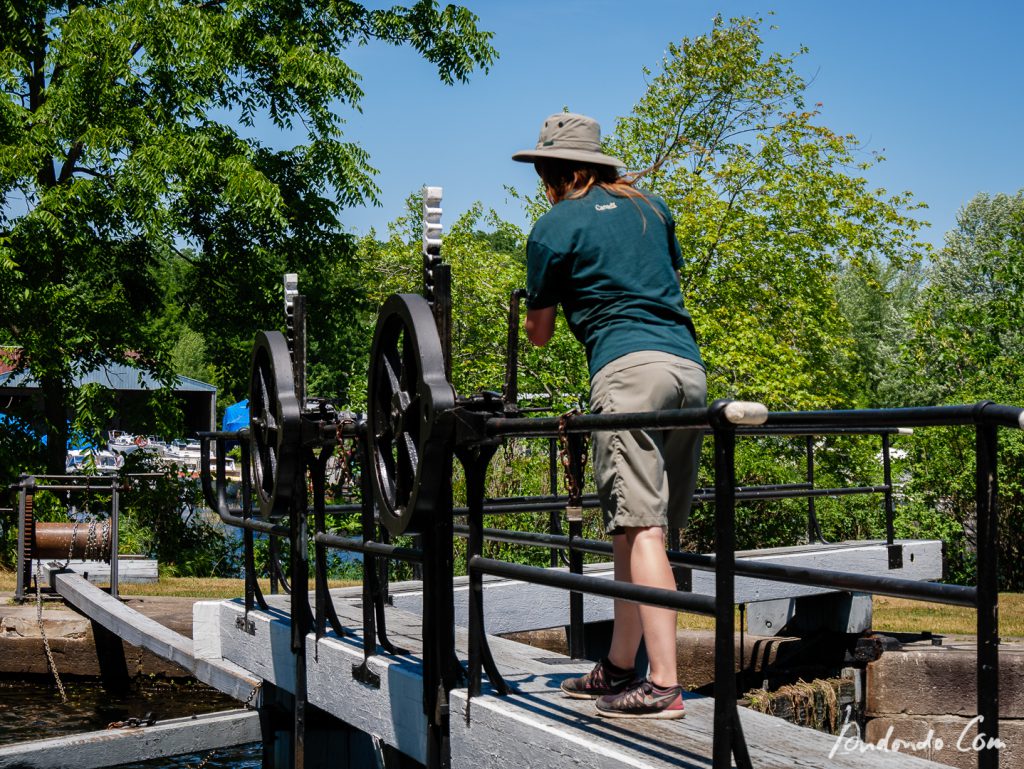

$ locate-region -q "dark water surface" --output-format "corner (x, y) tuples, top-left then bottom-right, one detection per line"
(0, 677), (259, 767)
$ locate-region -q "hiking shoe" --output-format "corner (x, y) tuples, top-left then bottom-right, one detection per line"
(560, 658), (636, 700)
(595, 678), (685, 719)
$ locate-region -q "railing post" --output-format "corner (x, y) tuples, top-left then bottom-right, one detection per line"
(110, 479), (120, 600)
(976, 420), (1000, 769)
(883, 432), (895, 546)
(548, 437), (560, 568)
(15, 477), (31, 602)
(710, 401), (752, 769)
(566, 430), (586, 660)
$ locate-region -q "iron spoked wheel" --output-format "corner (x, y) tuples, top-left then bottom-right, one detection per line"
(249, 331), (302, 520)
(367, 294), (455, 536)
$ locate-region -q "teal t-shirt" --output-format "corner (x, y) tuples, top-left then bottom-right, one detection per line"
(525, 186), (703, 379)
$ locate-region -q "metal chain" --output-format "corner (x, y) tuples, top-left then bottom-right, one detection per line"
(188, 750), (217, 769)
(99, 516), (111, 561)
(104, 683), (261, 769)
(242, 680), (262, 709)
(64, 510), (81, 568)
(35, 557), (68, 704)
(557, 409), (589, 504)
(336, 419), (356, 497)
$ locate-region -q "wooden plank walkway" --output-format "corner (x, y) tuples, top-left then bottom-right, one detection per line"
(0, 709), (259, 769)
(52, 571), (259, 701)
(210, 589), (949, 769)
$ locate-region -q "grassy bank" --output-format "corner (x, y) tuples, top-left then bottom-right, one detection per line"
(676, 592), (1024, 638)
(2, 570), (1020, 638)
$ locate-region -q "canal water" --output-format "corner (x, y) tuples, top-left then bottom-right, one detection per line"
(0, 677), (259, 767)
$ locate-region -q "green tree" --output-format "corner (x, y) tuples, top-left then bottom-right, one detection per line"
(601, 14), (930, 410)
(0, 0), (495, 471)
(835, 254), (923, 407)
(898, 191), (1024, 588)
(356, 194), (589, 411)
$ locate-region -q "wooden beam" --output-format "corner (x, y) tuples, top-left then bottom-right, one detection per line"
(52, 571), (259, 701)
(0, 709), (259, 769)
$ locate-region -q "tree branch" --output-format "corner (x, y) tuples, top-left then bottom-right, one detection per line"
(58, 142), (85, 184)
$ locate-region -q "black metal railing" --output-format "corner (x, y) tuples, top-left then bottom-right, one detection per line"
(198, 399), (1013, 769)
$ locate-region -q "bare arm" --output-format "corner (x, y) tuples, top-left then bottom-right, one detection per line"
(525, 307), (556, 347)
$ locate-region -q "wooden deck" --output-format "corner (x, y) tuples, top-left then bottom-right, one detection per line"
(207, 587), (949, 769)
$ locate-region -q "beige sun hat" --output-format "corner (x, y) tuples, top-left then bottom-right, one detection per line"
(512, 112), (624, 168)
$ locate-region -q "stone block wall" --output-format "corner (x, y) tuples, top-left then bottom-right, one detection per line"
(864, 643), (1024, 768)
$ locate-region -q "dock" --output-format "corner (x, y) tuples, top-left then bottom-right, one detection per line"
(203, 585), (949, 769)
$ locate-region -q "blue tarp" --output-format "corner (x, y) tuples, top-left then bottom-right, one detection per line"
(222, 399), (249, 433)
(0, 414), (95, 448)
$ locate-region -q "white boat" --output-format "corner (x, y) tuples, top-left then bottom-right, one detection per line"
(66, 448), (123, 474)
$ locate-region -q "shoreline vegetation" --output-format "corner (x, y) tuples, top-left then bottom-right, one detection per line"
(1, 571), (1020, 639)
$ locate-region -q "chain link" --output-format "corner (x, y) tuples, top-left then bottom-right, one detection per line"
(242, 680), (262, 709)
(35, 558), (68, 704)
(64, 509), (80, 568)
(336, 418), (357, 497)
(557, 409), (589, 505)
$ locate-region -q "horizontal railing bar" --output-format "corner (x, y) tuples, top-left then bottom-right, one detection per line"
(469, 556), (717, 616)
(454, 525), (975, 606)
(12, 484), (118, 492)
(735, 426), (910, 437)
(694, 484), (893, 502)
(314, 532), (423, 563)
(485, 406), (714, 437)
(765, 403), (1024, 430)
(724, 557), (979, 607)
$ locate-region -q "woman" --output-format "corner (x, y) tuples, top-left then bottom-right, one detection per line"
(513, 113), (706, 719)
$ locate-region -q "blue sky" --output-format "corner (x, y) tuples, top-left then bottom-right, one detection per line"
(283, 1), (1024, 248)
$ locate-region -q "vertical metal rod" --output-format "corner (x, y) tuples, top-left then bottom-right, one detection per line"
(976, 422), (1000, 769)
(110, 482), (120, 600)
(566, 432), (585, 660)
(548, 438), (559, 568)
(710, 409), (751, 769)
(502, 289), (524, 409)
(16, 479), (28, 602)
(312, 454), (328, 641)
(241, 439), (258, 614)
(568, 516), (584, 659)
(806, 435), (817, 543)
(712, 423), (737, 769)
(433, 265), (452, 381)
(293, 295), (307, 409)
(465, 456), (486, 698)
(290, 469), (309, 769)
(882, 433), (895, 546)
(359, 437), (378, 663)
(422, 452), (457, 769)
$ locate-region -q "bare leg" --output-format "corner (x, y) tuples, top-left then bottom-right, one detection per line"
(614, 526), (678, 688)
(607, 533), (643, 670)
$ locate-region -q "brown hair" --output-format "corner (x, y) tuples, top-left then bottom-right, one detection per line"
(533, 159), (663, 225)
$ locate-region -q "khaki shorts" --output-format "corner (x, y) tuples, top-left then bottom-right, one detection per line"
(590, 351), (707, 534)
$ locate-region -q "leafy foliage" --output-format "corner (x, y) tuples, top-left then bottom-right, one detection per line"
(601, 14), (930, 410)
(0, 0), (495, 470)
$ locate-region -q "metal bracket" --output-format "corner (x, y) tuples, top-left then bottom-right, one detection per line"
(352, 661), (381, 688)
(672, 565), (693, 592)
(887, 543), (904, 570)
(235, 615), (256, 635)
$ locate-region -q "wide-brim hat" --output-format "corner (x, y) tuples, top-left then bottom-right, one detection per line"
(512, 112), (624, 168)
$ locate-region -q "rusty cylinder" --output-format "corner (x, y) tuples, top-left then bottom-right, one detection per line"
(30, 522), (112, 561)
